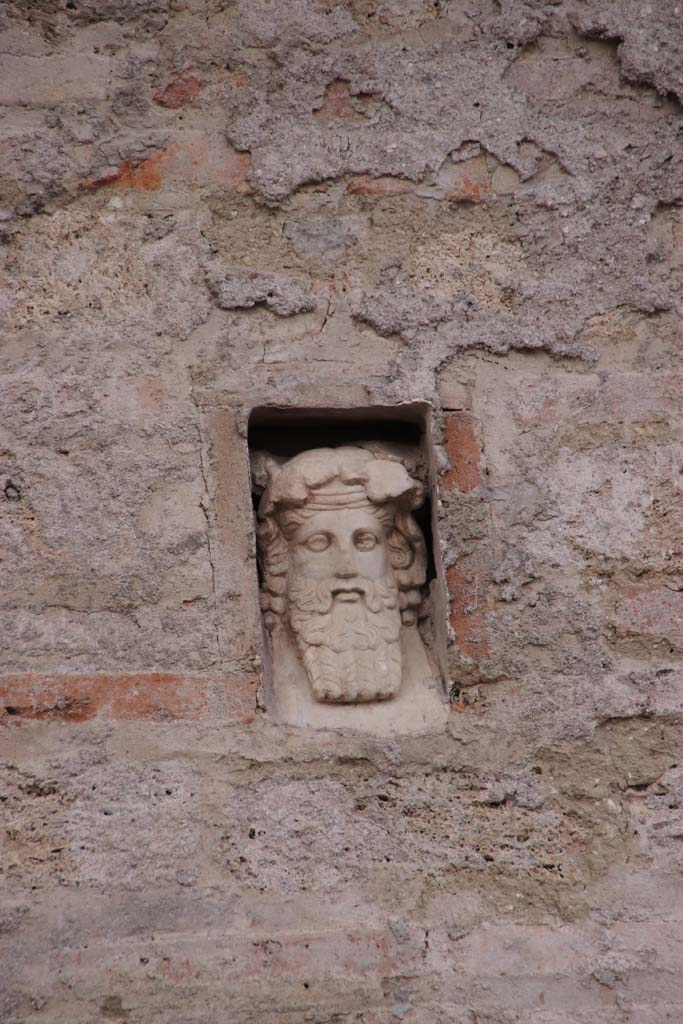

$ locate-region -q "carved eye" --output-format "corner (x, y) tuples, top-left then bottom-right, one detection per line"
(353, 530), (378, 552)
(305, 533), (331, 552)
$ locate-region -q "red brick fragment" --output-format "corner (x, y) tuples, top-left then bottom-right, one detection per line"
(154, 71), (203, 109)
(85, 153), (164, 191)
(446, 155), (490, 203)
(316, 79), (361, 120)
(449, 176), (487, 202)
(0, 673), (258, 723)
(617, 588), (683, 648)
(441, 411), (481, 493)
(447, 561), (491, 660)
(84, 136), (252, 194)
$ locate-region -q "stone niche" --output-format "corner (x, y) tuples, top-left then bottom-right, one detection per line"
(248, 404), (448, 734)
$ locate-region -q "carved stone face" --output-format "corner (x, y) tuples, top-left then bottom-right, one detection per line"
(288, 507), (390, 590)
(253, 446), (428, 706)
(285, 505), (402, 704)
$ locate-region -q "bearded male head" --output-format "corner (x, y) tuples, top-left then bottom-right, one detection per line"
(252, 447), (428, 704)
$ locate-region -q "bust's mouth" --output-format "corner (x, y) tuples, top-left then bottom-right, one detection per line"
(331, 585), (364, 602)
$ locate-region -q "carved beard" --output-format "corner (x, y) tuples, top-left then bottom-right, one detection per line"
(286, 574), (402, 704)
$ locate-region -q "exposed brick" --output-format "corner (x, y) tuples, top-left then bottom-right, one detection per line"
(447, 560), (492, 659)
(61, 925), (426, 1007)
(441, 411), (481, 493)
(446, 155), (490, 203)
(616, 588), (683, 648)
(0, 674), (258, 723)
(316, 79), (356, 119)
(85, 137), (252, 194)
(315, 79), (370, 121)
(86, 155), (164, 191)
(154, 71), (203, 109)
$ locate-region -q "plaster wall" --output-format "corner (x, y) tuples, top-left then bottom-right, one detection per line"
(1, 2), (682, 1022)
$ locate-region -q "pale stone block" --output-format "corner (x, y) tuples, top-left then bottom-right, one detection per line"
(203, 408), (262, 669)
(0, 54), (111, 106)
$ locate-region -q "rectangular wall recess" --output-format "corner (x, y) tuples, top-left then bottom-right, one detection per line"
(247, 404), (449, 732)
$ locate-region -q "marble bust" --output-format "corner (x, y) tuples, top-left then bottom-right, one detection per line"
(252, 446), (446, 732)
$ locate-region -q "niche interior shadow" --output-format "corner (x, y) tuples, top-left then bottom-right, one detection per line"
(248, 405), (424, 455)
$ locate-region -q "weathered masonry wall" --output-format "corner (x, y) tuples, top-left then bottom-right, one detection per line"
(1, 2), (682, 1022)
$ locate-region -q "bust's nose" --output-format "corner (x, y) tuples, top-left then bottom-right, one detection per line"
(333, 544), (357, 578)
(334, 564), (356, 578)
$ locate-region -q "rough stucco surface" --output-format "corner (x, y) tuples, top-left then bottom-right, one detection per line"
(1, 1), (682, 1022)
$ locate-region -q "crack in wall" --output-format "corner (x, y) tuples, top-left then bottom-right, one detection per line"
(193, 406), (222, 670)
